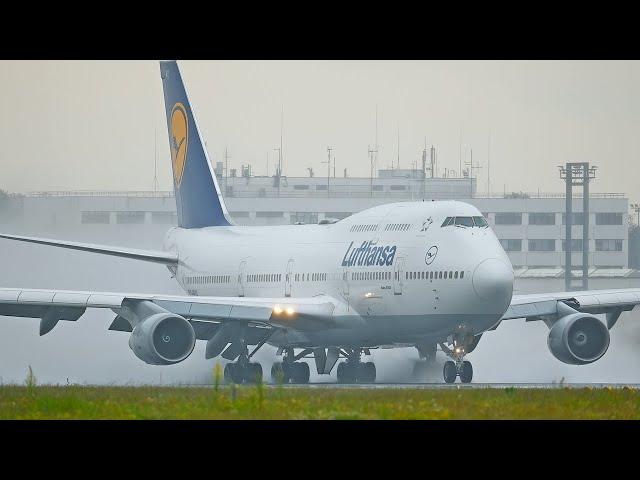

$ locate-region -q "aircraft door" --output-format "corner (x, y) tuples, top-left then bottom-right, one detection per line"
(393, 256), (405, 295)
(342, 266), (350, 298)
(237, 260), (247, 297)
(285, 259), (294, 297)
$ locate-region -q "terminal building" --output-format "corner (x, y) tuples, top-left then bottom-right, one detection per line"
(1, 168), (631, 277)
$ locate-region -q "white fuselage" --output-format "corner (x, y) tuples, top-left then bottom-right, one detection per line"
(163, 201), (515, 348)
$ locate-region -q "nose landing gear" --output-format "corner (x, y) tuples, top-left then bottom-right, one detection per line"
(439, 337), (474, 384)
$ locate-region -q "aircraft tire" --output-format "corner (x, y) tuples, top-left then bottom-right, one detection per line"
(358, 362), (376, 383)
(271, 362), (289, 384)
(460, 361), (473, 384)
(225, 363), (244, 384)
(244, 363), (263, 384)
(290, 362), (310, 384)
(443, 361), (457, 384)
(337, 362), (356, 383)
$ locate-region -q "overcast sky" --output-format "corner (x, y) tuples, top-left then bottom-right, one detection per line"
(1, 60), (639, 203)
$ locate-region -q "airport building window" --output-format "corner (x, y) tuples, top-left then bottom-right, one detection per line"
(81, 211), (110, 224)
(116, 211), (145, 224)
(596, 239), (623, 251)
(290, 212), (318, 224)
(325, 212), (351, 220)
(562, 213), (585, 225)
(494, 212), (522, 225)
(293, 185), (309, 190)
(256, 211), (283, 218)
(596, 213), (623, 225)
(372, 185), (383, 191)
(230, 211), (250, 217)
(151, 211), (178, 224)
(528, 239), (556, 252)
(500, 239), (522, 252)
(562, 239), (583, 251)
(390, 185), (407, 191)
(529, 212), (555, 225)
(316, 185), (327, 190)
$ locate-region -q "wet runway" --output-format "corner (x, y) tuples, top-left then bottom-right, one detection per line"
(265, 382), (640, 389)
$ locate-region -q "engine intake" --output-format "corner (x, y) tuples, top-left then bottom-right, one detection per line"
(129, 312), (196, 365)
(547, 312), (610, 365)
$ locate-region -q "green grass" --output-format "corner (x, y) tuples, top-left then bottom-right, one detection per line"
(0, 384), (638, 419)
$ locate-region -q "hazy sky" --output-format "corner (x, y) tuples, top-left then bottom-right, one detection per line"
(1, 60), (639, 203)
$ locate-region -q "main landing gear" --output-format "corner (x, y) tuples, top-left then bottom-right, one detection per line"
(336, 348), (376, 384)
(270, 348), (311, 384)
(439, 337), (473, 384)
(223, 340), (263, 384)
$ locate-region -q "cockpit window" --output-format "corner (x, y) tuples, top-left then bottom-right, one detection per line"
(442, 216), (488, 228)
(473, 216), (488, 227)
(454, 217), (474, 227)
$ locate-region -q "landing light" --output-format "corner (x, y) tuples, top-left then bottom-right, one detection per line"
(285, 307), (295, 316)
(273, 305), (283, 315)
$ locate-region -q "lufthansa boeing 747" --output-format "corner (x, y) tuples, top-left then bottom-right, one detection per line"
(1, 61), (638, 384)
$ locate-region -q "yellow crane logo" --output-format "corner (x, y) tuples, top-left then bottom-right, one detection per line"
(170, 102), (188, 186)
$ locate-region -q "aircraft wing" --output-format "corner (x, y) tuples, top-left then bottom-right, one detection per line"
(501, 288), (640, 328)
(0, 233), (178, 266)
(0, 287), (343, 338)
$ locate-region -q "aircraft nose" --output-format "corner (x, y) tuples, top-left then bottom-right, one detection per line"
(472, 258), (514, 309)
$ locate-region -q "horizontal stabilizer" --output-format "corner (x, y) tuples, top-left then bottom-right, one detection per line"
(0, 233), (178, 266)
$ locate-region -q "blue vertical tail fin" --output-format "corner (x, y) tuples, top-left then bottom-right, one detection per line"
(159, 60), (232, 228)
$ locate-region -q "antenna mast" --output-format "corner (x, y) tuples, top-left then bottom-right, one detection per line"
(487, 133), (491, 197)
(153, 127), (158, 194)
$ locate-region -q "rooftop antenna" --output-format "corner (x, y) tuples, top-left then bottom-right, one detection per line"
(333, 151), (336, 178)
(459, 128), (462, 178)
(274, 106), (284, 197)
(153, 127), (158, 194)
(368, 145), (378, 197)
(395, 127), (400, 170)
(322, 146), (332, 197)
(375, 105), (379, 176)
(464, 148), (482, 199)
(487, 132), (491, 197)
(224, 147), (231, 195)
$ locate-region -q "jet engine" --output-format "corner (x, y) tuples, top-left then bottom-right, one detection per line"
(128, 312), (196, 365)
(547, 312), (610, 365)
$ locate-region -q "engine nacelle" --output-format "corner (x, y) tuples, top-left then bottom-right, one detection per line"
(547, 313), (610, 365)
(128, 312), (196, 365)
